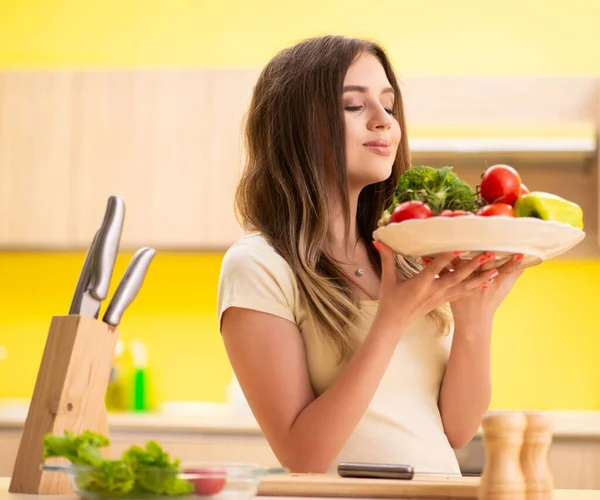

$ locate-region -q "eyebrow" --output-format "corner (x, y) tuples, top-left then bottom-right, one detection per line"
(343, 85), (395, 95)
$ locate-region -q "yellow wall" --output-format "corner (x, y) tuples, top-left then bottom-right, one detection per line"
(1, 253), (599, 409)
(1, 1), (600, 410)
(1, 0), (600, 74)
(0, 252), (232, 403)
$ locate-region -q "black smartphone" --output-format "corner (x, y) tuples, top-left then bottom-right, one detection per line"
(337, 462), (414, 480)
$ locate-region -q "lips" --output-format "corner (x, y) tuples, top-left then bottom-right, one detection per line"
(363, 139), (393, 156)
(363, 140), (391, 147)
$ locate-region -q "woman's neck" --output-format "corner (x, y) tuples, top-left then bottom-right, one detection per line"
(326, 192), (360, 261)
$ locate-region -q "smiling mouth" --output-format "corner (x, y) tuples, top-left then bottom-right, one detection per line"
(363, 140), (392, 156)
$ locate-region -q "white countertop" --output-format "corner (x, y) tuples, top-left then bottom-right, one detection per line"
(2, 476), (600, 500)
(1, 401), (599, 438)
(0, 400), (262, 435)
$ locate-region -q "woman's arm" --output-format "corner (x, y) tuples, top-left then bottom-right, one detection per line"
(221, 307), (403, 473)
(221, 249), (493, 471)
(437, 315), (493, 449)
(438, 254), (524, 449)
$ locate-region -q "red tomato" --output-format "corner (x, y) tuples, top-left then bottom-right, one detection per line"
(390, 200), (433, 223)
(438, 210), (474, 217)
(476, 203), (516, 217)
(520, 183), (530, 196)
(185, 468), (226, 496)
(480, 164), (522, 206)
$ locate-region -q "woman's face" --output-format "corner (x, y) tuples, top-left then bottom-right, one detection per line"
(342, 52), (401, 192)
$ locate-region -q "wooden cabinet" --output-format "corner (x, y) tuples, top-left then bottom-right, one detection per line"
(0, 72), (75, 248)
(0, 69), (260, 250)
(66, 70), (258, 249)
(0, 71), (598, 251)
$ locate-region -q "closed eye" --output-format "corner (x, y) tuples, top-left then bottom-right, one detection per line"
(345, 105), (394, 115)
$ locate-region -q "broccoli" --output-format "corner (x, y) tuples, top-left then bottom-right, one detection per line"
(386, 165), (479, 215)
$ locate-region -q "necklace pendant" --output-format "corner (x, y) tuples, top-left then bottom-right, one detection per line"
(355, 268), (364, 277)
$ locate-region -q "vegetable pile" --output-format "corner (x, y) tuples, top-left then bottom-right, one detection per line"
(43, 430), (226, 498)
(378, 164), (584, 230)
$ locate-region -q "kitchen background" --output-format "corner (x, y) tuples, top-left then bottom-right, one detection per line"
(1, 0), (600, 488)
(0, 0), (600, 409)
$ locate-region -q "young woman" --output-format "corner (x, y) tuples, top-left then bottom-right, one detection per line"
(217, 35), (524, 475)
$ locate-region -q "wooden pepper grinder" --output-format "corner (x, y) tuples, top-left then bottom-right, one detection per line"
(479, 411), (527, 500)
(520, 411), (554, 500)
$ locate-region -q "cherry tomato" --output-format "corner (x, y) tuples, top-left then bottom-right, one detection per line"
(438, 210), (474, 217)
(480, 164), (522, 206)
(520, 183), (530, 196)
(476, 203), (516, 217)
(185, 468), (226, 496)
(390, 200), (433, 223)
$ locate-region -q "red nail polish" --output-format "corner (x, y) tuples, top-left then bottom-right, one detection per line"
(373, 241), (381, 251)
(481, 283), (488, 290)
(478, 255), (489, 264)
(454, 251), (462, 256)
(423, 257), (431, 264)
(515, 254), (524, 262)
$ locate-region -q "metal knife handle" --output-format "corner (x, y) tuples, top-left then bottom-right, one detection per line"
(89, 196), (125, 300)
(102, 247), (156, 326)
(68, 229), (100, 315)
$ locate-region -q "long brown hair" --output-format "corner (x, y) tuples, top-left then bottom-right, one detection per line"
(235, 35), (451, 361)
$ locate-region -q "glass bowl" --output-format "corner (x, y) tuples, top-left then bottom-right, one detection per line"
(41, 462), (284, 500)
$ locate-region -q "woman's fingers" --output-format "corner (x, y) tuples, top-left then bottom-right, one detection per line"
(496, 253), (525, 274)
(438, 252), (493, 287)
(421, 252), (462, 280)
(447, 267), (499, 300)
(437, 254), (467, 276)
(478, 253), (497, 272)
(490, 254), (525, 287)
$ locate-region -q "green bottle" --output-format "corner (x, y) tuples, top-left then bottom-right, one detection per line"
(130, 340), (149, 412)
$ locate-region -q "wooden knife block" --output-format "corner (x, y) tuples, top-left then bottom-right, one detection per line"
(9, 315), (120, 495)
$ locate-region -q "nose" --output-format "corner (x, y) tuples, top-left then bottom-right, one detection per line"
(368, 105), (393, 131)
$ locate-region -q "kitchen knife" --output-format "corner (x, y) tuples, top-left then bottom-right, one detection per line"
(102, 247), (156, 327)
(68, 229), (100, 316)
(68, 195), (126, 318)
(88, 195), (126, 302)
(337, 462), (467, 480)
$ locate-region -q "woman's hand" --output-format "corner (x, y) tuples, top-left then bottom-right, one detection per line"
(373, 242), (498, 334)
(445, 253), (525, 325)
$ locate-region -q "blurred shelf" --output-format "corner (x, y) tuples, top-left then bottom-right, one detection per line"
(410, 137), (596, 154)
(409, 136), (597, 163)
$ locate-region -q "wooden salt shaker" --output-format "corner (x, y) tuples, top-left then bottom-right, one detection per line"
(479, 411), (527, 500)
(520, 411), (554, 500)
